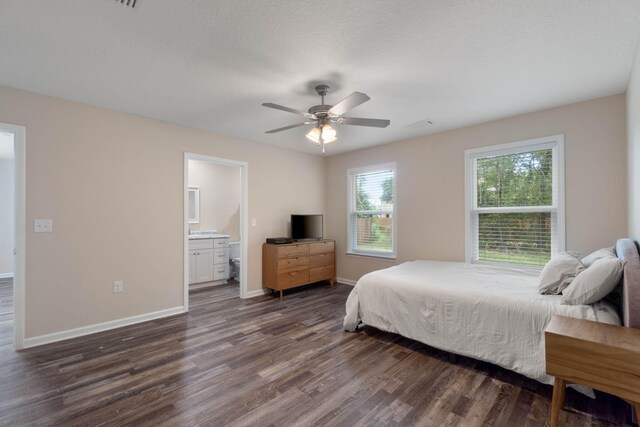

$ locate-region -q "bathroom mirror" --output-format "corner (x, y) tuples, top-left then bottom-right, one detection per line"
(188, 187), (200, 223)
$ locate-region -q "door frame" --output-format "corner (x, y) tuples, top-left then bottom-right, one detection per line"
(1, 123), (26, 350)
(183, 153), (248, 309)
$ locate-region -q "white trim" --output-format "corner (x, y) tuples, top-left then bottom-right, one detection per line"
(346, 162), (397, 259)
(346, 251), (397, 260)
(187, 186), (200, 224)
(244, 288), (268, 298)
(474, 206), (555, 214)
(0, 123), (25, 350)
(465, 136), (562, 158)
(184, 153), (249, 306)
(555, 137), (566, 256)
(464, 134), (566, 266)
(23, 306), (185, 348)
(464, 151), (473, 263)
(0, 273), (13, 279)
(337, 277), (357, 286)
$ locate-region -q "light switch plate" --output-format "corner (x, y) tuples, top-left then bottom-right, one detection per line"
(113, 281), (123, 293)
(251, 218), (257, 227)
(34, 219), (53, 233)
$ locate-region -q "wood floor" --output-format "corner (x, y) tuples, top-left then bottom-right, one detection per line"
(0, 277), (12, 349)
(0, 280), (633, 426)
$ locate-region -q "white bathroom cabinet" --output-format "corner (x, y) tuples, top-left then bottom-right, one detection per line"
(189, 249), (214, 283)
(188, 236), (229, 285)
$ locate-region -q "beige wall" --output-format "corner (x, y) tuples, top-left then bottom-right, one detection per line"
(188, 160), (241, 241)
(0, 157), (14, 276)
(0, 85), (326, 339)
(326, 94), (628, 282)
(628, 40), (640, 241)
(0, 81), (629, 339)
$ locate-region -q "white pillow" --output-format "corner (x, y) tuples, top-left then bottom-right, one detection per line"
(538, 253), (584, 295)
(561, 257), (623, 305)
(581, 247), (616, 268)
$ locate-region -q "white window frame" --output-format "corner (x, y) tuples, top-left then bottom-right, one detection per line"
(464, 135), (565, 268)
(347, 162), (397, 259)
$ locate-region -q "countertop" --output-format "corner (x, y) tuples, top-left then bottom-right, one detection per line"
(188, 233), (230, 240)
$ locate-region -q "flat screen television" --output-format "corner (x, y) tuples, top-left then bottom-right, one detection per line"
(291, 214), (323, 240)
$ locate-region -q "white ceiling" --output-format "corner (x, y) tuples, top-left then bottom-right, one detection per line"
(0, 1), (639, 155)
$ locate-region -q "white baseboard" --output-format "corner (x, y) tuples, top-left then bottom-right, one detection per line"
(0, 272), (13, 279)
(23, 306), (185, 349)
(244, 288), (268, 298)
(337, 277), (357, 286)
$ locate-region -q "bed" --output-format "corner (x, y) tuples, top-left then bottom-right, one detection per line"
(344, 238), (640, 386)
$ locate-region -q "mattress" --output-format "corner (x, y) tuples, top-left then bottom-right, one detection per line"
(343, 260), (621, 385)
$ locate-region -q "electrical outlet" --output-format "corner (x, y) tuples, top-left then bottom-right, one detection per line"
(113, 281), (123, 293)
(34, 219), (53, 233)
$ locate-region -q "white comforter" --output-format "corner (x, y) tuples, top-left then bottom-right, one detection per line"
(344, 260), (621, 385)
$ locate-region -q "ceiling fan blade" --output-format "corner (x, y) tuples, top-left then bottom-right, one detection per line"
(262, 103), (313, 118)
(339, 117), (390, 128)
(265, 122), (313, 134)
(328, 92), (370, 116)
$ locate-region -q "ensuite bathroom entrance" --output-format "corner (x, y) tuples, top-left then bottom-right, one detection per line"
(184, 153), (248, 307)
(0, 130), (15, 349)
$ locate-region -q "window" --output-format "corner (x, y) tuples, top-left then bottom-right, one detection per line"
(465, 136), (565, 267)
(347, 163), (396, 258)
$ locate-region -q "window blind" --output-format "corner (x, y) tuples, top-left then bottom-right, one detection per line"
(349, 167), (394, 254)
(471, 148), (558, 267)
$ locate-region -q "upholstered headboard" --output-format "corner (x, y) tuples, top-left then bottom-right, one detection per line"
(616, 238), (640, 328)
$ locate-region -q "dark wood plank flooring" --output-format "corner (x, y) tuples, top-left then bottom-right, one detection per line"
(0, 277), (12, 349)
(0, 280), (633, 426)
(189, 278), (240, 297)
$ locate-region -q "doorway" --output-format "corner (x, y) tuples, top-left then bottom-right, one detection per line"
(183, 153), (248, 310)
(0, 123), (25, 350)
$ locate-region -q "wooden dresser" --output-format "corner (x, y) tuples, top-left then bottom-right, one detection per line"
(262, 239), (336, 299)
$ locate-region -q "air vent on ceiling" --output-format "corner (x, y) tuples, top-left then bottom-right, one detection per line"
(115, 0), (138, 8)
(405, 119), (433, 128)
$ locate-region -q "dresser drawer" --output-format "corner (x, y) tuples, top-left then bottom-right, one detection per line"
(310, 265), (335, 282)
(213, 247), (229, 264)
(278, 270), (309, 288)
(213, 264), (229, 280)
(213, 237), (229, 248)
(189, 238), (214, 250)
(278, 256), (309, 273)
(277, 244), (309, 259)
(309, 253), (333, 268)
(309, 241), (335, 255)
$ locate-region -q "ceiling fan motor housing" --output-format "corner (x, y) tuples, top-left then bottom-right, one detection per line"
(308, 104), (333, 118)
(315, 84), (330, 97)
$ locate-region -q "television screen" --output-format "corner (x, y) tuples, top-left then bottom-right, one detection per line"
(291, 214), (323, 240)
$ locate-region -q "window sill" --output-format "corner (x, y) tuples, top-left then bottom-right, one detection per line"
(347, 251), (396, 260)
(472, 260), (543, 273)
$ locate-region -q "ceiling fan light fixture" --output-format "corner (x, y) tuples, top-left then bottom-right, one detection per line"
(322, 134), (337, 143)
(321, 123), (336, 142)
(305, 126), (321, 143)
(305, 125), (337, 144)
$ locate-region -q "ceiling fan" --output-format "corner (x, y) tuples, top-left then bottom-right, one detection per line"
(262, 85), (390, 153)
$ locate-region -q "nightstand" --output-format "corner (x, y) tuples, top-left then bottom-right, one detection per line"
(545, 315), (640, 427)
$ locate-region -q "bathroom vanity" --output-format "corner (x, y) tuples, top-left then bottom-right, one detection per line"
(188, 233), (230, 285)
